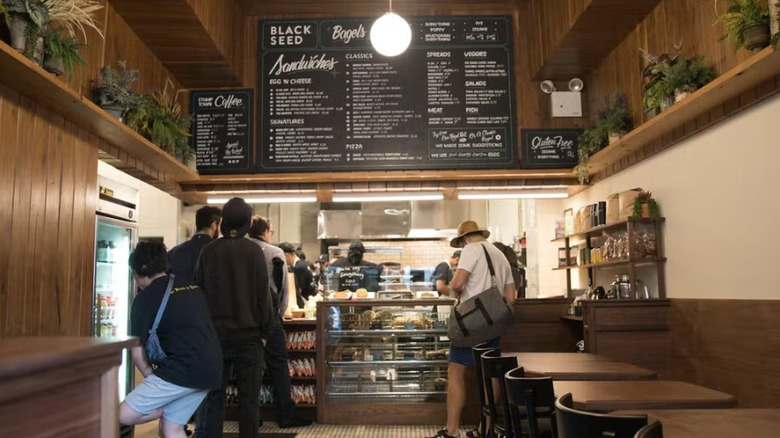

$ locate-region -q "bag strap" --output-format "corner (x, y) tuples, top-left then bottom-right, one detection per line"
(480, 244), (498, 288)
(151, 274), (175, 332)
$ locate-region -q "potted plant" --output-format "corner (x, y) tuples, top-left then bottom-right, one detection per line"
(42, 26), (85, 78)
(576, 124), (608, 184)
(632, 190), (661, 220)
(659, 56), (717, 102)
(126, 79), (194, 165)
(42, 0), (103, 42)
(92, 61), (145, 122)
(640, 46), (682, 116)
(772, 1), (780, 49)
(2, 0), (49, 62)
(642, 51), (716, 112)
(715, 0), (771, 51)
(596, 93), (634, 144)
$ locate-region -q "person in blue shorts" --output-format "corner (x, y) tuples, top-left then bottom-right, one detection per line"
(120, 241), (223, 438)
(428, 221), (516, 438)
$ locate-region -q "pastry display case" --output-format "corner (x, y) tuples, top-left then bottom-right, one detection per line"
(316, 298), (456, 424)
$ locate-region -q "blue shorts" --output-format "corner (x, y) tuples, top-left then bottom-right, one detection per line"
(448, 337), (501, 367)
(124, 373), (208, 425)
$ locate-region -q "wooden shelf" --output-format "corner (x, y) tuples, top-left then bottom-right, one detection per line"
(584, 47), (780, 177)
(551, 218), (665, 243)
(554, 258), (667, 271)
(560, 315), (584, 322)
(288, 348), (317, 353)
(0, 41), (199, 183)
(284, 319), (317, 326)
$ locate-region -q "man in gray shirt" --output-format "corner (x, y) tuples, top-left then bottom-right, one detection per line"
(248, 216), (311, 428)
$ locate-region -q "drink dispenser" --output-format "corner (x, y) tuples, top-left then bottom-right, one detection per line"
(611, 274), (651, 299)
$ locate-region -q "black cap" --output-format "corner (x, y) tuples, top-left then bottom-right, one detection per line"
(220, 198), (252, 239)
(279, 242), (296, 254)
(451, 250), (462, 258)
(349, 241), (366, 253)
(317, 254), (329, 263)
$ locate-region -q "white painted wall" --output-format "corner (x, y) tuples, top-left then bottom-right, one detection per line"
(525, 199), (567, 297)
(97, 161), (181, 248)
(555, 94), (780, 300)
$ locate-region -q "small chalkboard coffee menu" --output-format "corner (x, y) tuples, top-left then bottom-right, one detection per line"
(258, 16), (517, 173)
(190, 89), (253, 174)
(521, 129), (581, 169)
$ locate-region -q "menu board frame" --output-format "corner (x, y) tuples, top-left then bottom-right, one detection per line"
(190, 88), (254, 175)
(520, 128), (581, 169)
(256, 16), (518, 173)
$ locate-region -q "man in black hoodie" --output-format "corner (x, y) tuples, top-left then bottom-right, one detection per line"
(194, 197), (274, 438)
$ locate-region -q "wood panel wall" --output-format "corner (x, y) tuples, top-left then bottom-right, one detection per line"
(0, 1), (183, 336)
(583, 0), (780, 182)
(0, 83), (98, 336)
(188, 0), (245, 82)
(669, 299), (780, 408)
(525, 0), (592, 79)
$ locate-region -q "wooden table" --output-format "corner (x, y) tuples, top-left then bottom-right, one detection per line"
(553, 381), (737, 411)
(502, 352), (657, 380)
(614, 409), (780, 438)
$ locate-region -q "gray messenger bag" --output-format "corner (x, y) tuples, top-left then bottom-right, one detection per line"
(448, 244), (514, 348)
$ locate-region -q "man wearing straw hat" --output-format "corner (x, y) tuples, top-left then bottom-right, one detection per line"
(428, 220), (516, 438)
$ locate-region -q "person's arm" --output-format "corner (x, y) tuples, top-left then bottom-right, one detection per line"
(256, 250), (273, 342)
(280, 256), (290, 318)
(435, 278), (449, 295)
(130, 345), (154, 377)
(450, 268), (471, 298)
(301, 266), (315, 297)
(503, 282), (516, 306)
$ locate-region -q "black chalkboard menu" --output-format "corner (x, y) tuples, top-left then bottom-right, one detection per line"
(190, 89), (254, 174)
(521, 129), (581, 169)
(257, 16), (517, 172)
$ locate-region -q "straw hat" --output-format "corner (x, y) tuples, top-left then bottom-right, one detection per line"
(450, 220), (490, 248)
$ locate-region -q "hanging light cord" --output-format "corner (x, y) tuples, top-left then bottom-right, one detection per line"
(389, 0), (393, 12)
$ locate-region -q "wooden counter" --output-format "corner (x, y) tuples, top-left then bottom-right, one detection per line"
(500, 298), (580, 352)
(0, 336), (138, 438)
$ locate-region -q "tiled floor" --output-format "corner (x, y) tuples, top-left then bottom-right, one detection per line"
(135, 421), (470, 438)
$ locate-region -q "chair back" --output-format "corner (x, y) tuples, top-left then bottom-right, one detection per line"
(481, 349), (519, 436)
(472, 343), (499, 411)
(555, 393), (648, 438)
(634, 421), (663, 438)
(504, 366), (556, 438)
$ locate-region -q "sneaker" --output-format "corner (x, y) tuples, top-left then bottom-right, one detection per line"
(278, 417), (313, 428)
(427, 429), (461, 438)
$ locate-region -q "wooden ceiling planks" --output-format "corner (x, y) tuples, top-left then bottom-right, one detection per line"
(241, 0), (520, 17)
(528, 0), (663, 81)
(109, 0), (242, 88)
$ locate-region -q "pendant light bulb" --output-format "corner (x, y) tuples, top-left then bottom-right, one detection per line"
(370, 12), (411, 57)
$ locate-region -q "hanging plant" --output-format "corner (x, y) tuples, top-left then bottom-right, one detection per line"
(42, 26), (86, 79)
(715, 0), (771, 51)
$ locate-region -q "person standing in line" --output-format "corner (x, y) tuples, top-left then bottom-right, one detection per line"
(168, 205), (221, 437)
(427, 221), (516, 438)
(195, 198), (275, 438)
(168, 206), (221, 290)
(121, 241), (222, 438)
(248, 216), (312, 429)
(432, 250), (461, 296)
(492, 242), (523, 300)
(279, 242), (315, 308)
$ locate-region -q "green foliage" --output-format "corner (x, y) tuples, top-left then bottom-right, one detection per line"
(43, 27), (85, 79)
(126, 79), (193, 162)
(773, 1), (780, 49)
(641, 46), (717, 113)
(632, 190), (661, 220)
(93, 61), (145, 111)
(596, 92), (634, 135)
(576, 92), (634, 184)
(715, 0), (770, 49)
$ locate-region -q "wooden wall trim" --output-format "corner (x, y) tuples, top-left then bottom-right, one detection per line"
(669, 298), (780, 408)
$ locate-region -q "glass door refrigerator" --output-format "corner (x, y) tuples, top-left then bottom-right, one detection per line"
(92, 176), (140, 414)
